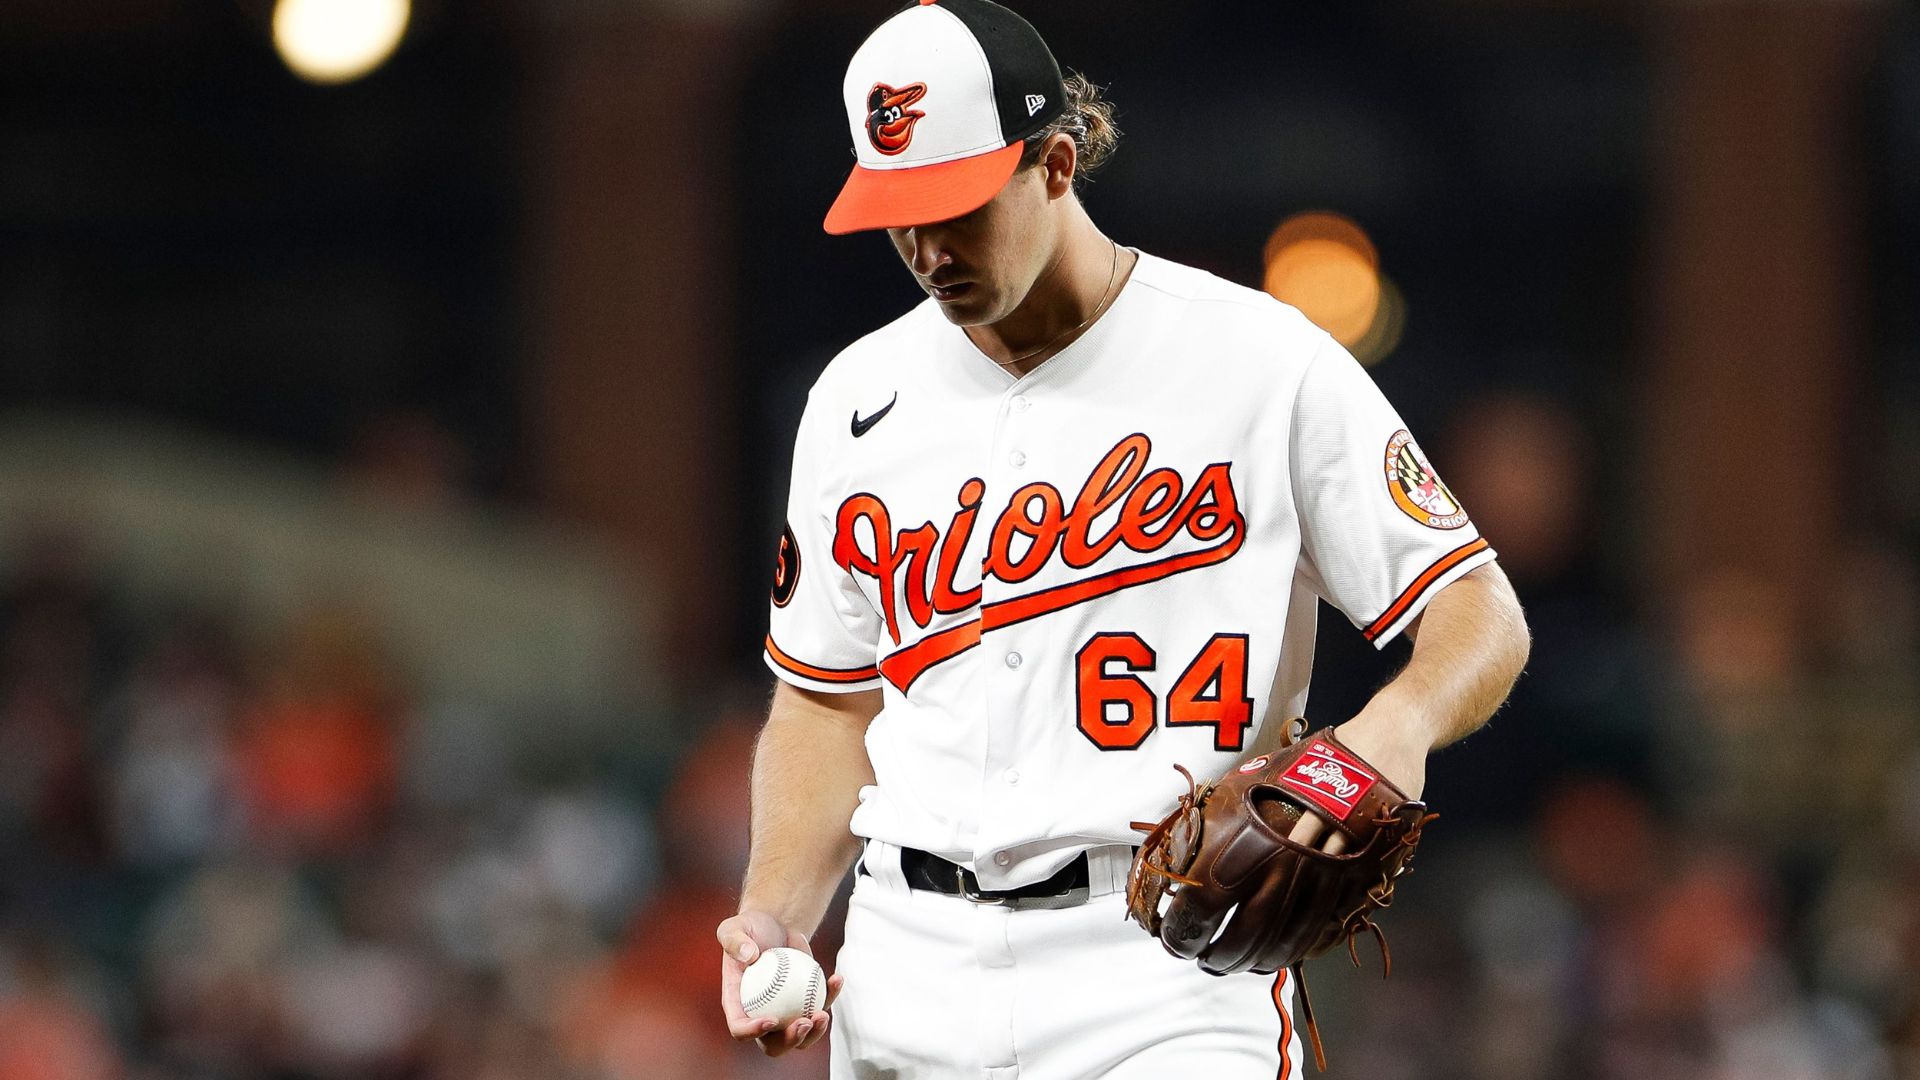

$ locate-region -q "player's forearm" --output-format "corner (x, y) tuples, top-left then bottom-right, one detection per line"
(1354, 562), (1530, 752)
(739, 682), (880, 937)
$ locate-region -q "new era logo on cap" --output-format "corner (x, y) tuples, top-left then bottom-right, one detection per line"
(824, 0), (1067, 234)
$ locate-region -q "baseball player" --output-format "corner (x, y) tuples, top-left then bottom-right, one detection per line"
(717, 1), (1531, 1075)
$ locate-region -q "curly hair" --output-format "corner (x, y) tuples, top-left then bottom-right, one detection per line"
(1017, 72), (1119, 187)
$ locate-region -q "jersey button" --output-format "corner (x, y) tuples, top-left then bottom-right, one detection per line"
(1010, 395), (1031, 412)
(1009, 450), (1027, 468)
(1003, 768), (1021, 785)
(1004, 651), (1022, 669)
(993, 852), (1012, 868)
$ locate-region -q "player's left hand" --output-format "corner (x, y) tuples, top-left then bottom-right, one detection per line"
(1125, 720), (1437, 982)
(1328, 712), (1427, 800)
(1285, 711), (1428, 854)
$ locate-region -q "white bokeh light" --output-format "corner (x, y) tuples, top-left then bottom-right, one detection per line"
(272, 0), (411, 85)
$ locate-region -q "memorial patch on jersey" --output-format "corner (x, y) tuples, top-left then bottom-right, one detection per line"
(771, 522), (801, 607)
(1384, 430), (1468, 530)
(866, 82), (927, 156)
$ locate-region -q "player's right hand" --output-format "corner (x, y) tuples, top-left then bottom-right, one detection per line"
(717, 910), (844, 1057)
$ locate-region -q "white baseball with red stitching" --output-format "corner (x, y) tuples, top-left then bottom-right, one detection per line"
(740, 947), (826, 1024)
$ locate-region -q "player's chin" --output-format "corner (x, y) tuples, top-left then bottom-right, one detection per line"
(928, 287), (999, 325)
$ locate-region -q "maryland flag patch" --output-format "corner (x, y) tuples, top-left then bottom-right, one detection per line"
(1384, 430), (1468, 530)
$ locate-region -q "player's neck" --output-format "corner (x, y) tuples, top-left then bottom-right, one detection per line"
(968, 213), (1133, 377)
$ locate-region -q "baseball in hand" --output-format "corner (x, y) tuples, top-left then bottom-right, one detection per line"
(740, 947), (827, 1025)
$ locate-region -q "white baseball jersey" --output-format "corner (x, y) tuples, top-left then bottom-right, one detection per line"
(765, 250), (1495, 892)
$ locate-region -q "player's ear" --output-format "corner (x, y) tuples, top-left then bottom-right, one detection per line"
(1038, 133), (1077, 200)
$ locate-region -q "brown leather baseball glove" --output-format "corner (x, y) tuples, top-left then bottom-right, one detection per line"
(1126, 721), (1435, 1070)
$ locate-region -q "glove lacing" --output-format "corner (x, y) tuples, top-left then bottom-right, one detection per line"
(1294, 806), (1437, 1071)
(1126, 764), (1208, 920)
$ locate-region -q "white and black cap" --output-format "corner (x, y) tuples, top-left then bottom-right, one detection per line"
(824, 0), (1068, 235)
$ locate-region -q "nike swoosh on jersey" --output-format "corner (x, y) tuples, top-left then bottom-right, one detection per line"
(851, 393), (898, 437)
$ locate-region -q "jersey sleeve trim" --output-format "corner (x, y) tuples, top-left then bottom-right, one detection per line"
(1361, 538), (1494, 646)
(764, 634), (882, 687)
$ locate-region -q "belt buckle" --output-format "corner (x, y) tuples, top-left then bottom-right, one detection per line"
(955, 864), (1007, 906)
(1007, 885), (1090, 912)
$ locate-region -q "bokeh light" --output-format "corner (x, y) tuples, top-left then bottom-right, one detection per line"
(272, 0), (411, 85)
(1262, 211), (1405, 365)
(1348, 274), (1407, 367)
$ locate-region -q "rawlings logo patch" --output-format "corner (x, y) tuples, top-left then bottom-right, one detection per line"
(1294, 759), (1362, 799)
(1276, 740), (1379, 822)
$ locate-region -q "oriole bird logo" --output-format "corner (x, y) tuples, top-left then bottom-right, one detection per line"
(866, 82), (928, 155)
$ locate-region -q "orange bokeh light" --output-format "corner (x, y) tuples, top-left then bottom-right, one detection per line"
(1262, 212), (1386, 354)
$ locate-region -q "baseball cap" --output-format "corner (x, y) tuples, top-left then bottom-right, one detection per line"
(823, 0), (1067, 235)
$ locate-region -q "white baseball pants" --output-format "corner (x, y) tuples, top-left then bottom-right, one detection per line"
(829, 840), (1305, 1080)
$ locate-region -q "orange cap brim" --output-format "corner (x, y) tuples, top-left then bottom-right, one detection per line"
(823, 143), (1024, 235)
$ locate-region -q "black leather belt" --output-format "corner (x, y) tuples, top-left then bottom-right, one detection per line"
(860, 846), (1118, 910)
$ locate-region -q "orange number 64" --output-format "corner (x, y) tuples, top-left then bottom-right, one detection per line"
(1074, 632), (1253, 752)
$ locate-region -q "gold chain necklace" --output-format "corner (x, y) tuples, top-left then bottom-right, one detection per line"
(991, 239), (1121, 372)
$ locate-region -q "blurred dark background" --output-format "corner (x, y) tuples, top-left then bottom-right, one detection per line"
(0, 0), (1917, 1077)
